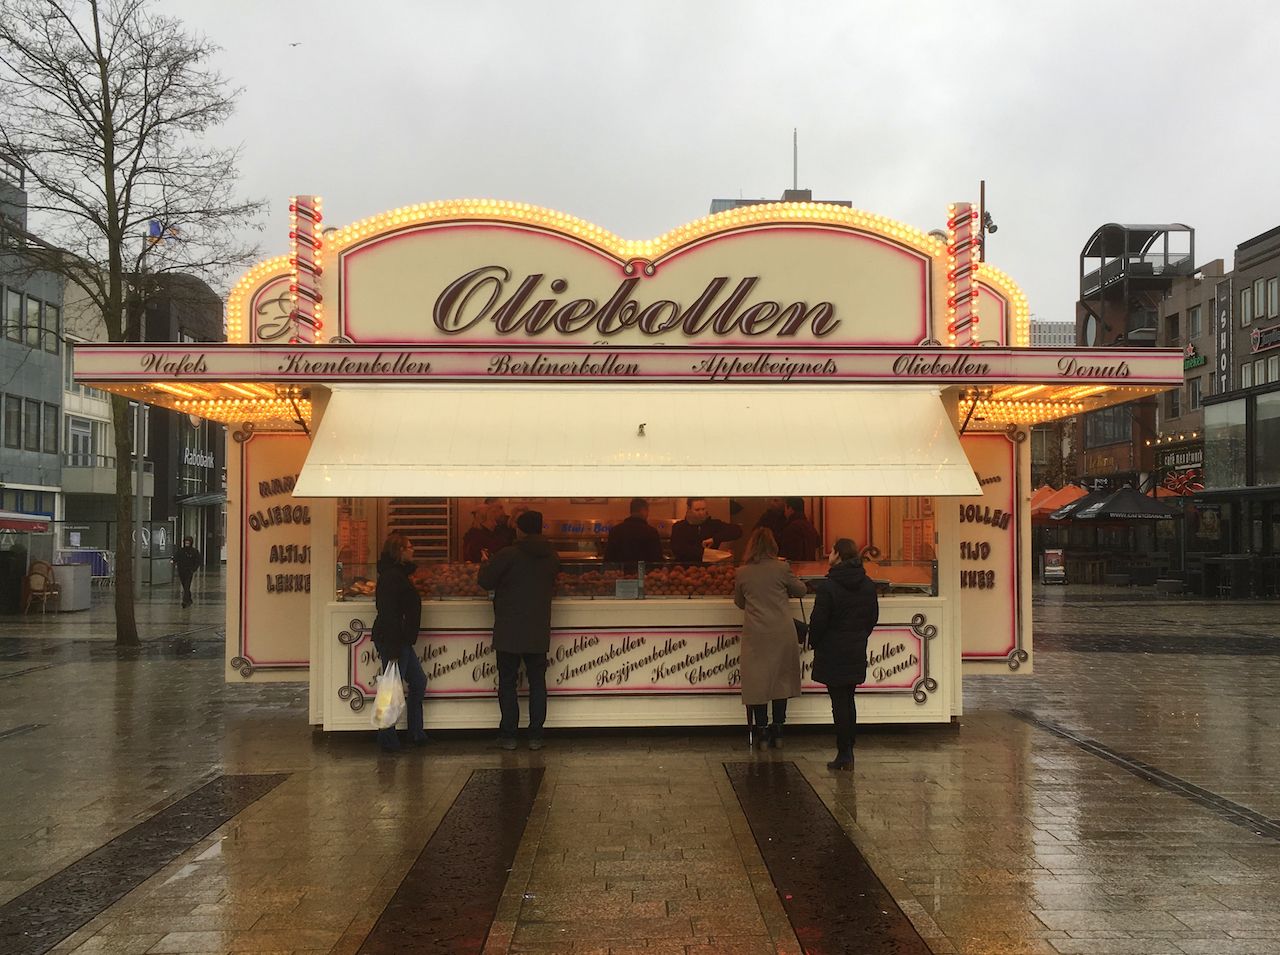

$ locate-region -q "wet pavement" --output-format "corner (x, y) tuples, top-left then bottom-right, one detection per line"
(1, 577), (1278, 954)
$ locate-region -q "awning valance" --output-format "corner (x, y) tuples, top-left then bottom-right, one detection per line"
(0, 510), (50, 532)
(293, 385), (980, 499)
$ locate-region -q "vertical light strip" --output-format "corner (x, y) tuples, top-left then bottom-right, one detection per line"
(289, 195), (323, 344)
(946, 202), (980, 346)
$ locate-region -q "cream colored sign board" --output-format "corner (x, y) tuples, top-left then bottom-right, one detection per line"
(226, 431), (312, 681)
(957, 432), (1030, 670)
(331, 224), (934, 348)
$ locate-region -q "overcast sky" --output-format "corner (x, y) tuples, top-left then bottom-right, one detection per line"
(166, 0), (1280, 321)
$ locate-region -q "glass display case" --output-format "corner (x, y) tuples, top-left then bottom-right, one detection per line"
(336, 494), (942, 600)
(337, 555), (935, 600)
(337, 559), (744, 601)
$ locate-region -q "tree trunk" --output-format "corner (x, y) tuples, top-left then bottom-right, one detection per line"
(111, 393), (140, 647)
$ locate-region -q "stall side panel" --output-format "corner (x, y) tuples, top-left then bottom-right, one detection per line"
(224, 430), (313, 683)
(958, 431), (1032, 674)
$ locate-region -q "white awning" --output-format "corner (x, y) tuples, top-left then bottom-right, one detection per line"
(293, 385), (980, 498)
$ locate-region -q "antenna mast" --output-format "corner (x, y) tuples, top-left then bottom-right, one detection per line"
(792, 128), (798, 191)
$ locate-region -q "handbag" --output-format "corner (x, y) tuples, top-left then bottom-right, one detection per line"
(793, 594), (809, 646)
(371, 660), (406, 730)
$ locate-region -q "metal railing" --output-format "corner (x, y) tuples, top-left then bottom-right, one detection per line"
(62, 452), (154, 473)
(1082, 253), (1195, 295)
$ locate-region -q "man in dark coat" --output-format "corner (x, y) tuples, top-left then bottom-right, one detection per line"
(477, 510), (560, 749)
(776, 497), (820, 562)
(173, 537), (202, 608)
(604, 498), (663, 565)
(670, 498), (742, 563)
(808, 540), (880, 769)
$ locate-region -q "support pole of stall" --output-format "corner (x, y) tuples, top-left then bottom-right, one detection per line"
(134, 401), (144, 598)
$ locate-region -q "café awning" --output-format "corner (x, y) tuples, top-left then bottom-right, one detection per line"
(0, 510), (50, 532)
(293, 385), (981, 499)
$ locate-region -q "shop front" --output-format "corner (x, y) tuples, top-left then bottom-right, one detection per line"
(74, 198), (1183, 729)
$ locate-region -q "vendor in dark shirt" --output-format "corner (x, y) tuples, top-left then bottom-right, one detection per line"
(777, 496), (820, 562)
(463, 502), (507, 562)
(670, 497), (742, 563)
(604, 497), (664, 565)
(754, 497), (787, 538)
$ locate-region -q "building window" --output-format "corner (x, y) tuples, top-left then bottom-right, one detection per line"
(1257, 391), (1280, 486)
(42, 403), (59, 454)
(1084, 405), (1131, 448)
(1270, 355), (1280, 384)
(1255, 359), (1267, 387)
(1270, 277), (1279, 319)
(1164, 313), (1179, 345)
(1187, 377), (1202, 411)
(1255, 278), (1267, 319)
(4, 289), (20, 342)
(1242, 362), (1254, 388)
(22, 398), (40, 451)
(24, 296), (41, 348)
(45, 304), (60, 354)
(3, 394), (20, 448)
(1188, 304), (1203, 339)
(1242, 287), (1253, 326)
(67, 416), (94, 466)
(1167, 387), (1181, 419)
(1205, 398), (1248, 489)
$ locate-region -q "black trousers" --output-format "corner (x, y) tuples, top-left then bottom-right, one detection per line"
(748, 699), (788, 727)
(827, 684), (858, 753)
(178, 569), (195, 604)
(497, 651), (548, 738)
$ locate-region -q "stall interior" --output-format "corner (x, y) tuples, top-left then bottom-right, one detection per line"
(335, 496), (938, 600)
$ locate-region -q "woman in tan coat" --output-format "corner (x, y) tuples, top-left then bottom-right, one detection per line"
(733, 528), (808, 748)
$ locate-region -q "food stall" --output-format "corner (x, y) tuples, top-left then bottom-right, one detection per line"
(73, 197), (1184, 728)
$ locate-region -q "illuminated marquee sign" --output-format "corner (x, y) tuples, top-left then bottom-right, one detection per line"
(75, 343), (1185, 387)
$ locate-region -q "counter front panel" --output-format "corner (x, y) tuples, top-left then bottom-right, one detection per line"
(322, 597), (951, 729)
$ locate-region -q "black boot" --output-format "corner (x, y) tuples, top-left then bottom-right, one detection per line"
(766, 723), (782, 749)
(826, 748), (853, 771)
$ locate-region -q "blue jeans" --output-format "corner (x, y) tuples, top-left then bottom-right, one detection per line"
(376, 642), (427, 749)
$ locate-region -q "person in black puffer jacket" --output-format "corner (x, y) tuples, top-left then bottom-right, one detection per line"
(809, 538), (879, 770)
(372, 533), (427, 752)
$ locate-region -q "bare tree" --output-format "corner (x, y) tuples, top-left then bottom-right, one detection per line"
(0, 0), (261, 645)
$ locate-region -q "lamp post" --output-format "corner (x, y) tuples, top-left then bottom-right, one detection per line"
(978, 179), (998, 261)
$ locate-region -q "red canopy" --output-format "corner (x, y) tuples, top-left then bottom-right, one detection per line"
(1031, 485), (1087, 520)
(0, 510), (50, 533)
(1028, 485), (1056, 510)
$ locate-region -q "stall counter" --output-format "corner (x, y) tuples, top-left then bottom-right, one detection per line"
(321, 595), (955, 731)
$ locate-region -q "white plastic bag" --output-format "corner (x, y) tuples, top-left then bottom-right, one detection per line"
(371, 661), (406, 730)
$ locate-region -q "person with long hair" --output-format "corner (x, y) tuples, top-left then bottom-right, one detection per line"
(371, 532), (428, 752)
(733, 527), (807, 748)
(808, 538), (879, 770)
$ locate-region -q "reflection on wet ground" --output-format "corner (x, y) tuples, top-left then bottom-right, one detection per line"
(0, 579), (1277, 953)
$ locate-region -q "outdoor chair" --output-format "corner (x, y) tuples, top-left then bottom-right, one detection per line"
(24, 570), (60, 613)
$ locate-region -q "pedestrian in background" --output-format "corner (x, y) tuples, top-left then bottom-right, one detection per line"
(809, 538), (879, 770)
(478, 509), (560, 750)
(173, 536), (202, 608)
(372, 532), (427, 752)
(733, 527), (807, 748)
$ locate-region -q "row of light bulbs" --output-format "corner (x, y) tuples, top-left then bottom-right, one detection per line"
(319, 198), (949, 262)
(225, 199), (1032, 349)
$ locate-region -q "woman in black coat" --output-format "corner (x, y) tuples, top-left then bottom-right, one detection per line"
(808, 538), (879, 770)
(372, 533), (427, 752)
